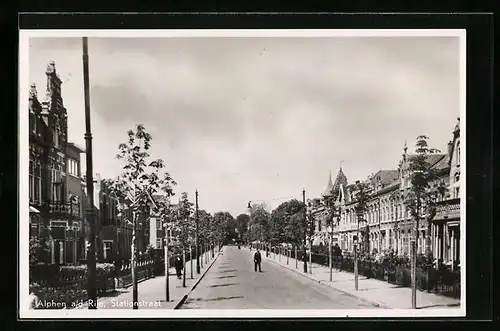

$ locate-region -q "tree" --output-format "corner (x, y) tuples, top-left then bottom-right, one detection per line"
(29, 236), (51, 265)
(405, 136), (445, 256)
(404, 135), (446, 309)
(174, 192), (195, 287)
(235, 214), (250, 243)
(248, 203), (270, 247)
(353, 182), (370, 255)
(280, 199), (307, 247)
(106, 124), (175, 309)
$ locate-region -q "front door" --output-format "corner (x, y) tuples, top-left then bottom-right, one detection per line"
(53, 240), (64, 265)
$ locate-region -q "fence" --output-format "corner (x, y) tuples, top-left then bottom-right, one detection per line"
(29, 264), (116, 309)
(273, 248), (460, 299)
(311, 253), (461, 299)
(115, 257), (155, 288)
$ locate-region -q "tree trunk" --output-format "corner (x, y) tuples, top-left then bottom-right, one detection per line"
(189, 244), (193, 279)
(182, 248), (186, 288)
(131, 211), (138, 309)
(165, 234), (169, 302)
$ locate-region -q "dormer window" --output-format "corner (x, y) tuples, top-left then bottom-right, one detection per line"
(54, 126), (60, 147)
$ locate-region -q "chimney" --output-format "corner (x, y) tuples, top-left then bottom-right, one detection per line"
(447, 141), (453, 157)
(29, 83), (37, 99)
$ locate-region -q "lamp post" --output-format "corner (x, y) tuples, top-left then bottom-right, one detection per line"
(82, 37), (97, 309)
(164, 224), (170, 302)
(307, 202), (312, 274)
(355, 209), (364, 291)
(354, 234), (359, 291)
(302, 188), (307, 273)
(195, 190), (200, 274)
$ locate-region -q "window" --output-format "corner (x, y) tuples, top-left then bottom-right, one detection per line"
(52, 167), (62, 202)
(54, 127), (60, 147)
(156, 239), (162, 249)
(156, 220), (161, 229)
(29, 161), (34, 203)
(33, 163), (42, 204)
(67, 158), (79, 177)
(103, 241), (113, 261)
(456, 142), (460, 164)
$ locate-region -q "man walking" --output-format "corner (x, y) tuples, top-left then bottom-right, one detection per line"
(254, 249), (262, 272)
(174, 254), (183, 279)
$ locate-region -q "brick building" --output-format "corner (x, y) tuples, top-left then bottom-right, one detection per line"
(311, 119), (461, 267)
(29, 61), (84, 265)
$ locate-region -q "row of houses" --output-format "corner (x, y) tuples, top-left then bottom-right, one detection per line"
(28, 61), (150, 265)
(310, 118), (461, 268)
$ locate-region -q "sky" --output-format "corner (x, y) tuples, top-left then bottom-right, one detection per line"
(28, 35), (461, 217)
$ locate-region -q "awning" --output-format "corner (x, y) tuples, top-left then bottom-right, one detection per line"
(29, 206), (40, 213)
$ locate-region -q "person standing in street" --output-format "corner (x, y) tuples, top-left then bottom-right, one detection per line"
(174, 255), (183, 279)
(254, 249), (262, 272)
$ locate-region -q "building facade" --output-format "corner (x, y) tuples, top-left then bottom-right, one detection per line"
(29, 61), (83, 265)
(81, 175), (137, 263)
(312, 119), (461, 267)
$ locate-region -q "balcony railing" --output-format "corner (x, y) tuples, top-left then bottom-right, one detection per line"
(435, 198), (460, 219)
(31, 201), (81, 218)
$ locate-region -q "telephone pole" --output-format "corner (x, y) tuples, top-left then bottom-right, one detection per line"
(82, 37), (97, 309)
(195, 190), (200, 274)
(302, 188), (307, 273)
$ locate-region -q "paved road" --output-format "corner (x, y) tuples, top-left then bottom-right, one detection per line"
(180, 246), (378, 309)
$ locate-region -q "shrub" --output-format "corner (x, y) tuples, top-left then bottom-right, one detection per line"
(29, 237), (51, 265)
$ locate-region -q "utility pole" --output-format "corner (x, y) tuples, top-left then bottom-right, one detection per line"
(82, 37), (97, 309)
(195, 190), (200, 274)
(329, 198), (333, 282)
(355, 211), (362, 291)
(378, 198), (382, 253)
(189, 244), (193, 279)
(411, 198), (420, 309)
(165, 225), (170, 302)
(302, 188), (307, 273)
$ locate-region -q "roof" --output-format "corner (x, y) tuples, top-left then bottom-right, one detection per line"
(429, 154), (450, 171)
(333, 167), (348, 193)
(370, 169), (399, 186)
(322, 172), (334, 197)
(67, 142), (86, 153)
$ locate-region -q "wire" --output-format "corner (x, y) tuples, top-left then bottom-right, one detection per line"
(250, 196), (298, 203)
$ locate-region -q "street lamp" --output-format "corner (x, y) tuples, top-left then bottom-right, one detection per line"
(82, 37), (97, 309)
(353, 233), (359, 291)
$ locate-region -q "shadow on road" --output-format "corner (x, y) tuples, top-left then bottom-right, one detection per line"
(209, 283), (239, 288)
(193, 295), (244, 302)
(218, 269), (237, 273)
(215, 275), (237, 279)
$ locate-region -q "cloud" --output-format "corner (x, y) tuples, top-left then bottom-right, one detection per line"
(28, 35), (460, 216)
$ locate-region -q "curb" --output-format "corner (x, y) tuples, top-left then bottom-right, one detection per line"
(266, 256), (392, 309)
(72, 275), (155, 310)
(173, 250), (222, 310)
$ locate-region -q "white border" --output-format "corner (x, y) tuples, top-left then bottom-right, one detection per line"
(19, 29), (466, 319)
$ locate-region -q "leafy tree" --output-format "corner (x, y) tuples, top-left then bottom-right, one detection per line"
(175, 192), (195, 251)
(248, 203), (270, 245)
(29, 236), (51, 265)
(212, 211), (230, 247)
(105, 124), (176, 308)
(404, 136), (446, 257)
(353, 182), (370, 255)
(235, 214), (250, 242)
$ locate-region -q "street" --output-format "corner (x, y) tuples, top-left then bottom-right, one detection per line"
(179, 246), (378, 309)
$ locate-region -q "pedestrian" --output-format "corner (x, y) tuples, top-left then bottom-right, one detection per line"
(253, 249), (262, 272)
(174, 255), (183, 279)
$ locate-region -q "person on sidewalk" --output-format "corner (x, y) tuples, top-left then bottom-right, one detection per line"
(174, 255), (183, 279)
(254, 249), (262, 272)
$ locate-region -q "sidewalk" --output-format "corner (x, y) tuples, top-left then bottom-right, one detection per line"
(74, 250), (220, 309)
(263, 249), (461, 310)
